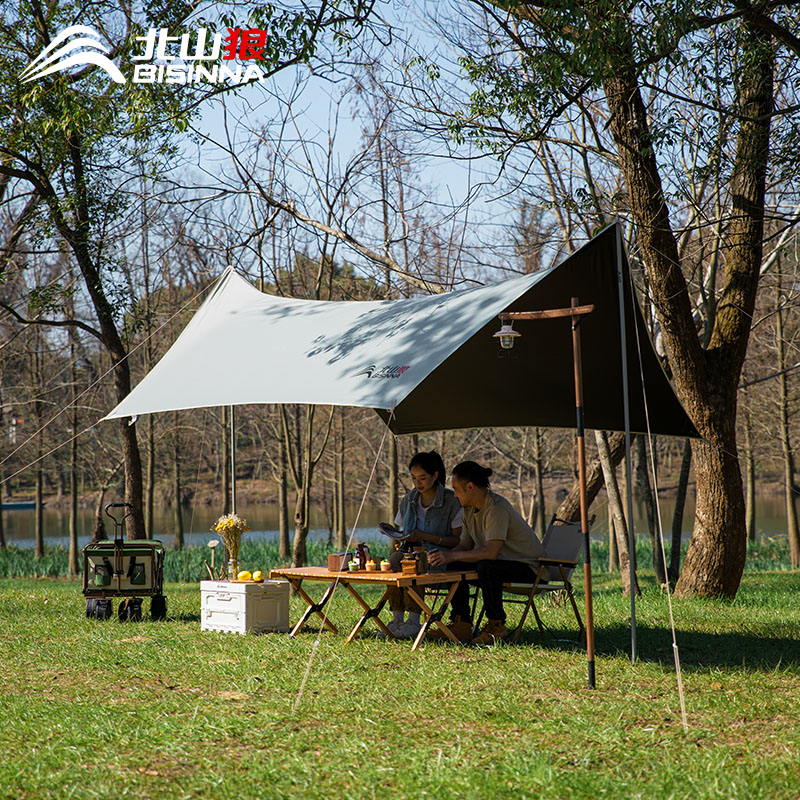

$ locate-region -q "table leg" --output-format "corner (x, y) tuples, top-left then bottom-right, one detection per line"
(407, 582), (461, 650)
(288, 579), (339, 637)
(343, 583), (393, 642)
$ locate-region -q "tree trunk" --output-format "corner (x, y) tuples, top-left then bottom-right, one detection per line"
(286, 404), (334, 567)
(172, 411), (184, 550)
(668, 438), (692, 583)
(335, 411), (346, 550)
(603, 20), (773, 597)
(278, 433), (290, 559)
(532, 427), (546, 538)
(324, 482), (333, 547)
(68, 323), (79, 577)
(222, 406), (231, 514)
(636, 437), (665, 584)
(291, 405), (312, 568)
(67, 244), (147, 541)
(595, 430), (640, 597)
(35, 460), (44, 558)
(292, 488), (310, 567)
(92, 486), (108, 542)
(142, 170), (155, 541)
(775, 282), (800, 567)
(608, 502), (618, 572)
(34, 343), (44, 559)
(90, 466), (121, 542)
(516, 460), (527, 520)
(555, 430), (627, 522)
(59, 133), (146, 540)
(742, 403), (757, 542)
(145, 415), (155, 540)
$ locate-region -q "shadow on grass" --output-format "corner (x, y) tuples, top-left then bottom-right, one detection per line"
(173, 612), (202, 623)
(598, 622), (800, 670)
(517, 623), (800, 671)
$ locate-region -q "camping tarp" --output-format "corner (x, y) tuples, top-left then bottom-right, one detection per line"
(105, 224), (697, 438)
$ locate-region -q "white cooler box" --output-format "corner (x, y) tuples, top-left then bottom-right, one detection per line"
(201, 580), (290, 635)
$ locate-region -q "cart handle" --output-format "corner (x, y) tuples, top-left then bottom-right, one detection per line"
(104, 503), (134, 526)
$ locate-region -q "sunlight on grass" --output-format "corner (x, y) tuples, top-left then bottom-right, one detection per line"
(0, 570), (798, 799)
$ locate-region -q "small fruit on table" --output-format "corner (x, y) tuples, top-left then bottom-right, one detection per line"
(251, 570), (264, 582)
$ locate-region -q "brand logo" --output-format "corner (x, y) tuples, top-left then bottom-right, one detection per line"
(20, 25), (126, 84)
(355, 365), (410, 379)
(20, 25), (283, 87)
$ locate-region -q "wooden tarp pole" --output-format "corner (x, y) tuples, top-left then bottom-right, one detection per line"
(571, 297), (596, 689)
(500, 301), (597, 688)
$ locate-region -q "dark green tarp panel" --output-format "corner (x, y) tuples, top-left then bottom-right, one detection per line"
(380, 224), (698, 437)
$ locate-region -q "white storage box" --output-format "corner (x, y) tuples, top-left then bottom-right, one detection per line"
(201, 580), (290, 635)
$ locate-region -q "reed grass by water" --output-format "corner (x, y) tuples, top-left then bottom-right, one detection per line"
(0, 537), (793, 580)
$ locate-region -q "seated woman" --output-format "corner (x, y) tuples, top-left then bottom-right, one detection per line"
(428, 460), (547, 644)
(384, 451), (463, 639)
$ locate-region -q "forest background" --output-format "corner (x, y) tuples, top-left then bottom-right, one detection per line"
(0, 0), (798, 598)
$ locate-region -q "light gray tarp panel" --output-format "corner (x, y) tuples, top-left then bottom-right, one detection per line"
(105, 224), (697, 438)
(105, 262), (545, 417)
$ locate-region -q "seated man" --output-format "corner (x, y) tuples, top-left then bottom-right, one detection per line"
(428, 460), (547, 644)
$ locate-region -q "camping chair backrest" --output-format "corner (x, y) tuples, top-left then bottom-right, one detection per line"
(483, 516), (588, 645)
(542, 518), (584, 581)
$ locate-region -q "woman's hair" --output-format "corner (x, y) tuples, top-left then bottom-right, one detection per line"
(408, 451), (446, 485)
(452, 460), (493, 489)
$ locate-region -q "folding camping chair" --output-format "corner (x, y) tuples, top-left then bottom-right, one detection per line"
(474, 515), (588, 644)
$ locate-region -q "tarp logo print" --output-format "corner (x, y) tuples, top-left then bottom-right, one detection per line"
(354, 365), (410, 379)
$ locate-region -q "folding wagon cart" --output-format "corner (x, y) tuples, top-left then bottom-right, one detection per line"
(82, 503), (167, 621)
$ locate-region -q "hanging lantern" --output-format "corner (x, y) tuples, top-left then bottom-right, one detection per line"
(493, 321), (521, 350)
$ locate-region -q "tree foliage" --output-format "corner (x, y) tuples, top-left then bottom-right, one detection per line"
(419, 0), (800, 597)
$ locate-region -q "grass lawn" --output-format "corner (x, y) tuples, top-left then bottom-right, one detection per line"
(1, 571), (799, 800)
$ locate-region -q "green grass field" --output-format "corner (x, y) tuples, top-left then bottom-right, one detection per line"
(1, 561), (799, 800)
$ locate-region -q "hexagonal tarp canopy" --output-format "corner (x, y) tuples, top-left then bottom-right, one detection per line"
(105, 224), (697, 439)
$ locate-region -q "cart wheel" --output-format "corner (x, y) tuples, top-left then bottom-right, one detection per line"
(94, 598), (113, 620)
(129, 598), (143, 622)
(85, 598), (97, 618)
(118, 598), (143, 622)
(151, 594), (167, 621)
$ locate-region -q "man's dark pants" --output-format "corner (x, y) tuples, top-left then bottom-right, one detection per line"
(447, 559), (536, 623)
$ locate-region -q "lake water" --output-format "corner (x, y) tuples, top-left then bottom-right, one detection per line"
(1, 495), (792, 549)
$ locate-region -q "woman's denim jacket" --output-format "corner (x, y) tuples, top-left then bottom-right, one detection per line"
(398, 483), (462, 553)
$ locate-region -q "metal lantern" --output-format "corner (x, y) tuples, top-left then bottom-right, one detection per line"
(493, 322), (521, 349)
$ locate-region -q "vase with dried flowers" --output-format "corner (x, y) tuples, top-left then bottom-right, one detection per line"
(212, 513), (250, 580)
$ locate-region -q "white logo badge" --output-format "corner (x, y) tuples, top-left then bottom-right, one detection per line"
(20, 25), (126, 84)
